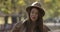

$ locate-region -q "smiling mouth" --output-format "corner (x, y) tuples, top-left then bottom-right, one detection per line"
(32, 17), (36, 19)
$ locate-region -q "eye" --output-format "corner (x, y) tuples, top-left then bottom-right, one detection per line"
(35, 12), (38, 14)
(31, 10), (34, 14)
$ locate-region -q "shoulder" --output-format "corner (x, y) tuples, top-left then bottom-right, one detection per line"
(15, 19), (28, 27)
(11, 20), (27, 32)
(44, 25), (50, 31)
(15, 22), (22, 27)
(11, 21), (23, 32)
(12, 21), (23, 30)
(14, 19), (28, 28)
(43, 25), (50, 32)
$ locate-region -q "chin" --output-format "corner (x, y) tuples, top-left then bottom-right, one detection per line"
(31, 19), (36, 21)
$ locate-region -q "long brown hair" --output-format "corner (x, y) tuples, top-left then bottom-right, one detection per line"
(25, 7), (43, 32)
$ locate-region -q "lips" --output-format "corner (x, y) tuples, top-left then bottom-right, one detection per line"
(32, 17), (35, 19)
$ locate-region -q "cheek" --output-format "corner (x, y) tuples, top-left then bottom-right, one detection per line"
(30, 14), (32, 19)
(35, 15), (38, 19)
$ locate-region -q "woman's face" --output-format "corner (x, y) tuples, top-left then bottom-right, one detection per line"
(30, 8), (38, 22)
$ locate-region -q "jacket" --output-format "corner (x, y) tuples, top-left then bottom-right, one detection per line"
(12, 20), (50, 32)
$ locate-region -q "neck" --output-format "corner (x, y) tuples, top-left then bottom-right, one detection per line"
(31, 21), (36, 25)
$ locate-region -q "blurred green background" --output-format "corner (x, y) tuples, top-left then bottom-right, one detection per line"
(0, 0), (60, 24)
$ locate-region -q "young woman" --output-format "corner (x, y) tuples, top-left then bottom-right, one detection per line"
(12, 2), (50, 32)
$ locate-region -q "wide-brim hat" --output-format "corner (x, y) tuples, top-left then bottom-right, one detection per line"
(26, 2), (45, 17)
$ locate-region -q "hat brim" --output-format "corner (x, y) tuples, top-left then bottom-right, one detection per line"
(26, 6), (45, 17)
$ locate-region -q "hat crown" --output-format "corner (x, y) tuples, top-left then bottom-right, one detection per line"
(31, 2), (41, 8)
(26, 2), (45, 17)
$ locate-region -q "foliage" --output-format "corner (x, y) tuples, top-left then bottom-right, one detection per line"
(0, 0), (60, 20)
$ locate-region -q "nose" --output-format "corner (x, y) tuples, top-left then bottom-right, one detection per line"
(33, 13), (36, 16)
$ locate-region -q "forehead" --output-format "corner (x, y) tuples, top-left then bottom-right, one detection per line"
(31, 8), (39, 12)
